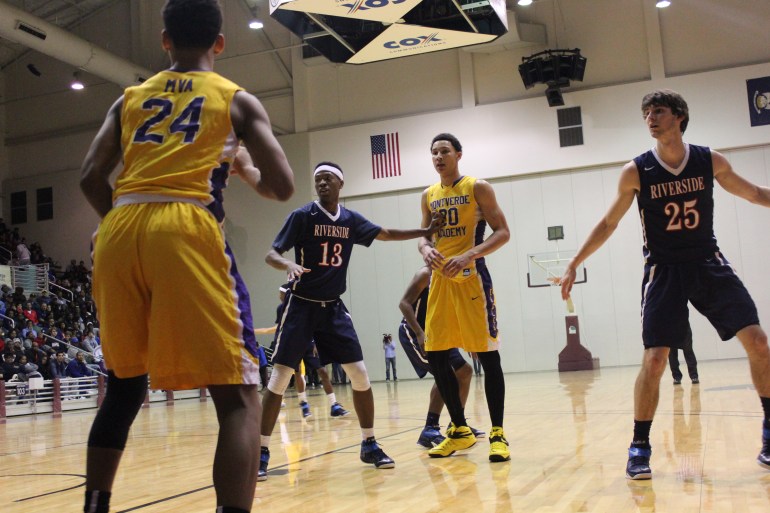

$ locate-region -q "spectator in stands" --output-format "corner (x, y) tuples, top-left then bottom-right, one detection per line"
(16, 238), (31, 265)
(37, 302), (51, 323)
(44, 333), (64, 355)
(65, 334), (79, 360)
(22, 319), (38, 341)
(15, 355), (41, 381)
(10, 339), (24, 359)
(38, 353), (51, 380)
(66, 351), (93, 378)
(65, 259), (78, 279)
(12, 287), (26, 305)
(2, 352), (20, 380)
(49, 351), (68, 379)
(26, 340), (46, 365)
(81, 330), (98, 354)
(22, 302), (38, 324)
(36, 290), (52, 305)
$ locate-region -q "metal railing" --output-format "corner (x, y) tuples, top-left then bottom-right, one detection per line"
(0, 377), (207, 418)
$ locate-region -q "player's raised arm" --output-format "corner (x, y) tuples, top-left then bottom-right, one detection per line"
(376, 209), (442, 241)
(231, 91), (294, 201)
(712, 150), (770, 207)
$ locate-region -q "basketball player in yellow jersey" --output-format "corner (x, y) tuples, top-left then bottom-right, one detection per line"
(418, 133), (511, 462)
(79, 2), (294, 512)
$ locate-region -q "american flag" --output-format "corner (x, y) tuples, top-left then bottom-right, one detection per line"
(370, 132), (401, 179)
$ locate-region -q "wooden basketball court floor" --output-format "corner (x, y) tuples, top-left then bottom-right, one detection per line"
(1, 358), (769, 513)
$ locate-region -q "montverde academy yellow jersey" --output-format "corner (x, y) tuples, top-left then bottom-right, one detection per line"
(425, 176), (485, 279)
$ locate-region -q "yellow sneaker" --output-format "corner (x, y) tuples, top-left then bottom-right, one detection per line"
(428, 424), (476, 458)
(489, 427), (510, 462)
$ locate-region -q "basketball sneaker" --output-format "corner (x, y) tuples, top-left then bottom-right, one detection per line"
(488, 427), (510, 462)
(758, 420), (770, 470)
(257, 447), (270, 482)
(428, 424), (476, 458)
(360, 437), (395, 469)
(330, 402), (350, 417)
(471, 426), (486, 439)
(446, 423), (485, 439)
(626, 445), (652, 480)
(417, 426), (445, 448)
(299, 401), (311, 418)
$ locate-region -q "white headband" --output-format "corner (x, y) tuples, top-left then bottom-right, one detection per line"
(314, 164), (344, 182)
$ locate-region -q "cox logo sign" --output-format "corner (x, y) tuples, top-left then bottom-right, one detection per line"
(384, 33), (442, 49)
(341, 0), (406, 13)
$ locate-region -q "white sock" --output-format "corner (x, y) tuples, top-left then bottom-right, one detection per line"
(261, 435), (271, 448)
(362, 428), (375, 440)
(298, 391), (307, 403)
(327, 392), (337, 406)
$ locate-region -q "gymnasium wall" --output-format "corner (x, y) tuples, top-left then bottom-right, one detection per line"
(2, 17), (769, 378)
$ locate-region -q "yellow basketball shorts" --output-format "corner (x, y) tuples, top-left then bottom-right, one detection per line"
(425, 265), (499, 352)
(92, 202), (260, 390)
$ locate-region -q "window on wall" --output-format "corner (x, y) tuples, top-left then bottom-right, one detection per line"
(37, 187), (53, 221)
(10, 191), (27, 225)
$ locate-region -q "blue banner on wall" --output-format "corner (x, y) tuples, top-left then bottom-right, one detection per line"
(747, 76), (770, 127)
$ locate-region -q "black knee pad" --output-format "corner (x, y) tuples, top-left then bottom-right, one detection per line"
(87, 373), (148, 450)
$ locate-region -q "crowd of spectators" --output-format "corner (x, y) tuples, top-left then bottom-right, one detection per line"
(0, 220), (103, 385)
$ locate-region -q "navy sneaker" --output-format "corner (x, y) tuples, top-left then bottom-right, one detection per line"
(257, 447), (270, 482)
(330, 402), (350, 417)
(758, 420), (770, 470)
(300, 401), (312, 418)
(470, 426), (486, 439)
(626, 445), (652, 480)
(417, 426), (445, 448)
(360, 437), (395, 469)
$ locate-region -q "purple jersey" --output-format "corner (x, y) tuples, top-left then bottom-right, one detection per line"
(634, 144), (719, 264)
(272, 201), (381, 300)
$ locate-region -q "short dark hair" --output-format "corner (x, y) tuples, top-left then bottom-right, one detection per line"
(641, 89), (689, 134)
(431, 133), (462, 152)
(162, 0), (222, 49)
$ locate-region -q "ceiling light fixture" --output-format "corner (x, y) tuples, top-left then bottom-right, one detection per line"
(518, 0), (534, 5)
(70, 72), (84, 90)
(248, 19), (264, 30)
(655, 1), (671, 8)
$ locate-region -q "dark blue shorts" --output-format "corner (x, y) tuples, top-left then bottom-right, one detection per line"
(398, 322), (467, 378)
(272, 293), (363, 367)
(640, 252), (759, 348)
(296, 343), (323, 372)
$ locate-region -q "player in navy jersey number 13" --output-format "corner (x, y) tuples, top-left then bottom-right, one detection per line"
(559, 89), (770, 480)
(257, 161), (442, 478)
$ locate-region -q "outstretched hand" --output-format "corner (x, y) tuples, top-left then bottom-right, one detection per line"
(285, 261), (310, 282)
(560, 267), (576, 301)
(426, 210), (444, 235)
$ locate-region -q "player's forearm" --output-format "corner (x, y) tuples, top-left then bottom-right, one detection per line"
(568, 220), (616, 271)
(378, 227), (433, 241)
(399, 302), (421, 335)
(80, 176), (113, 219)
(265, 249), (293, 271)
